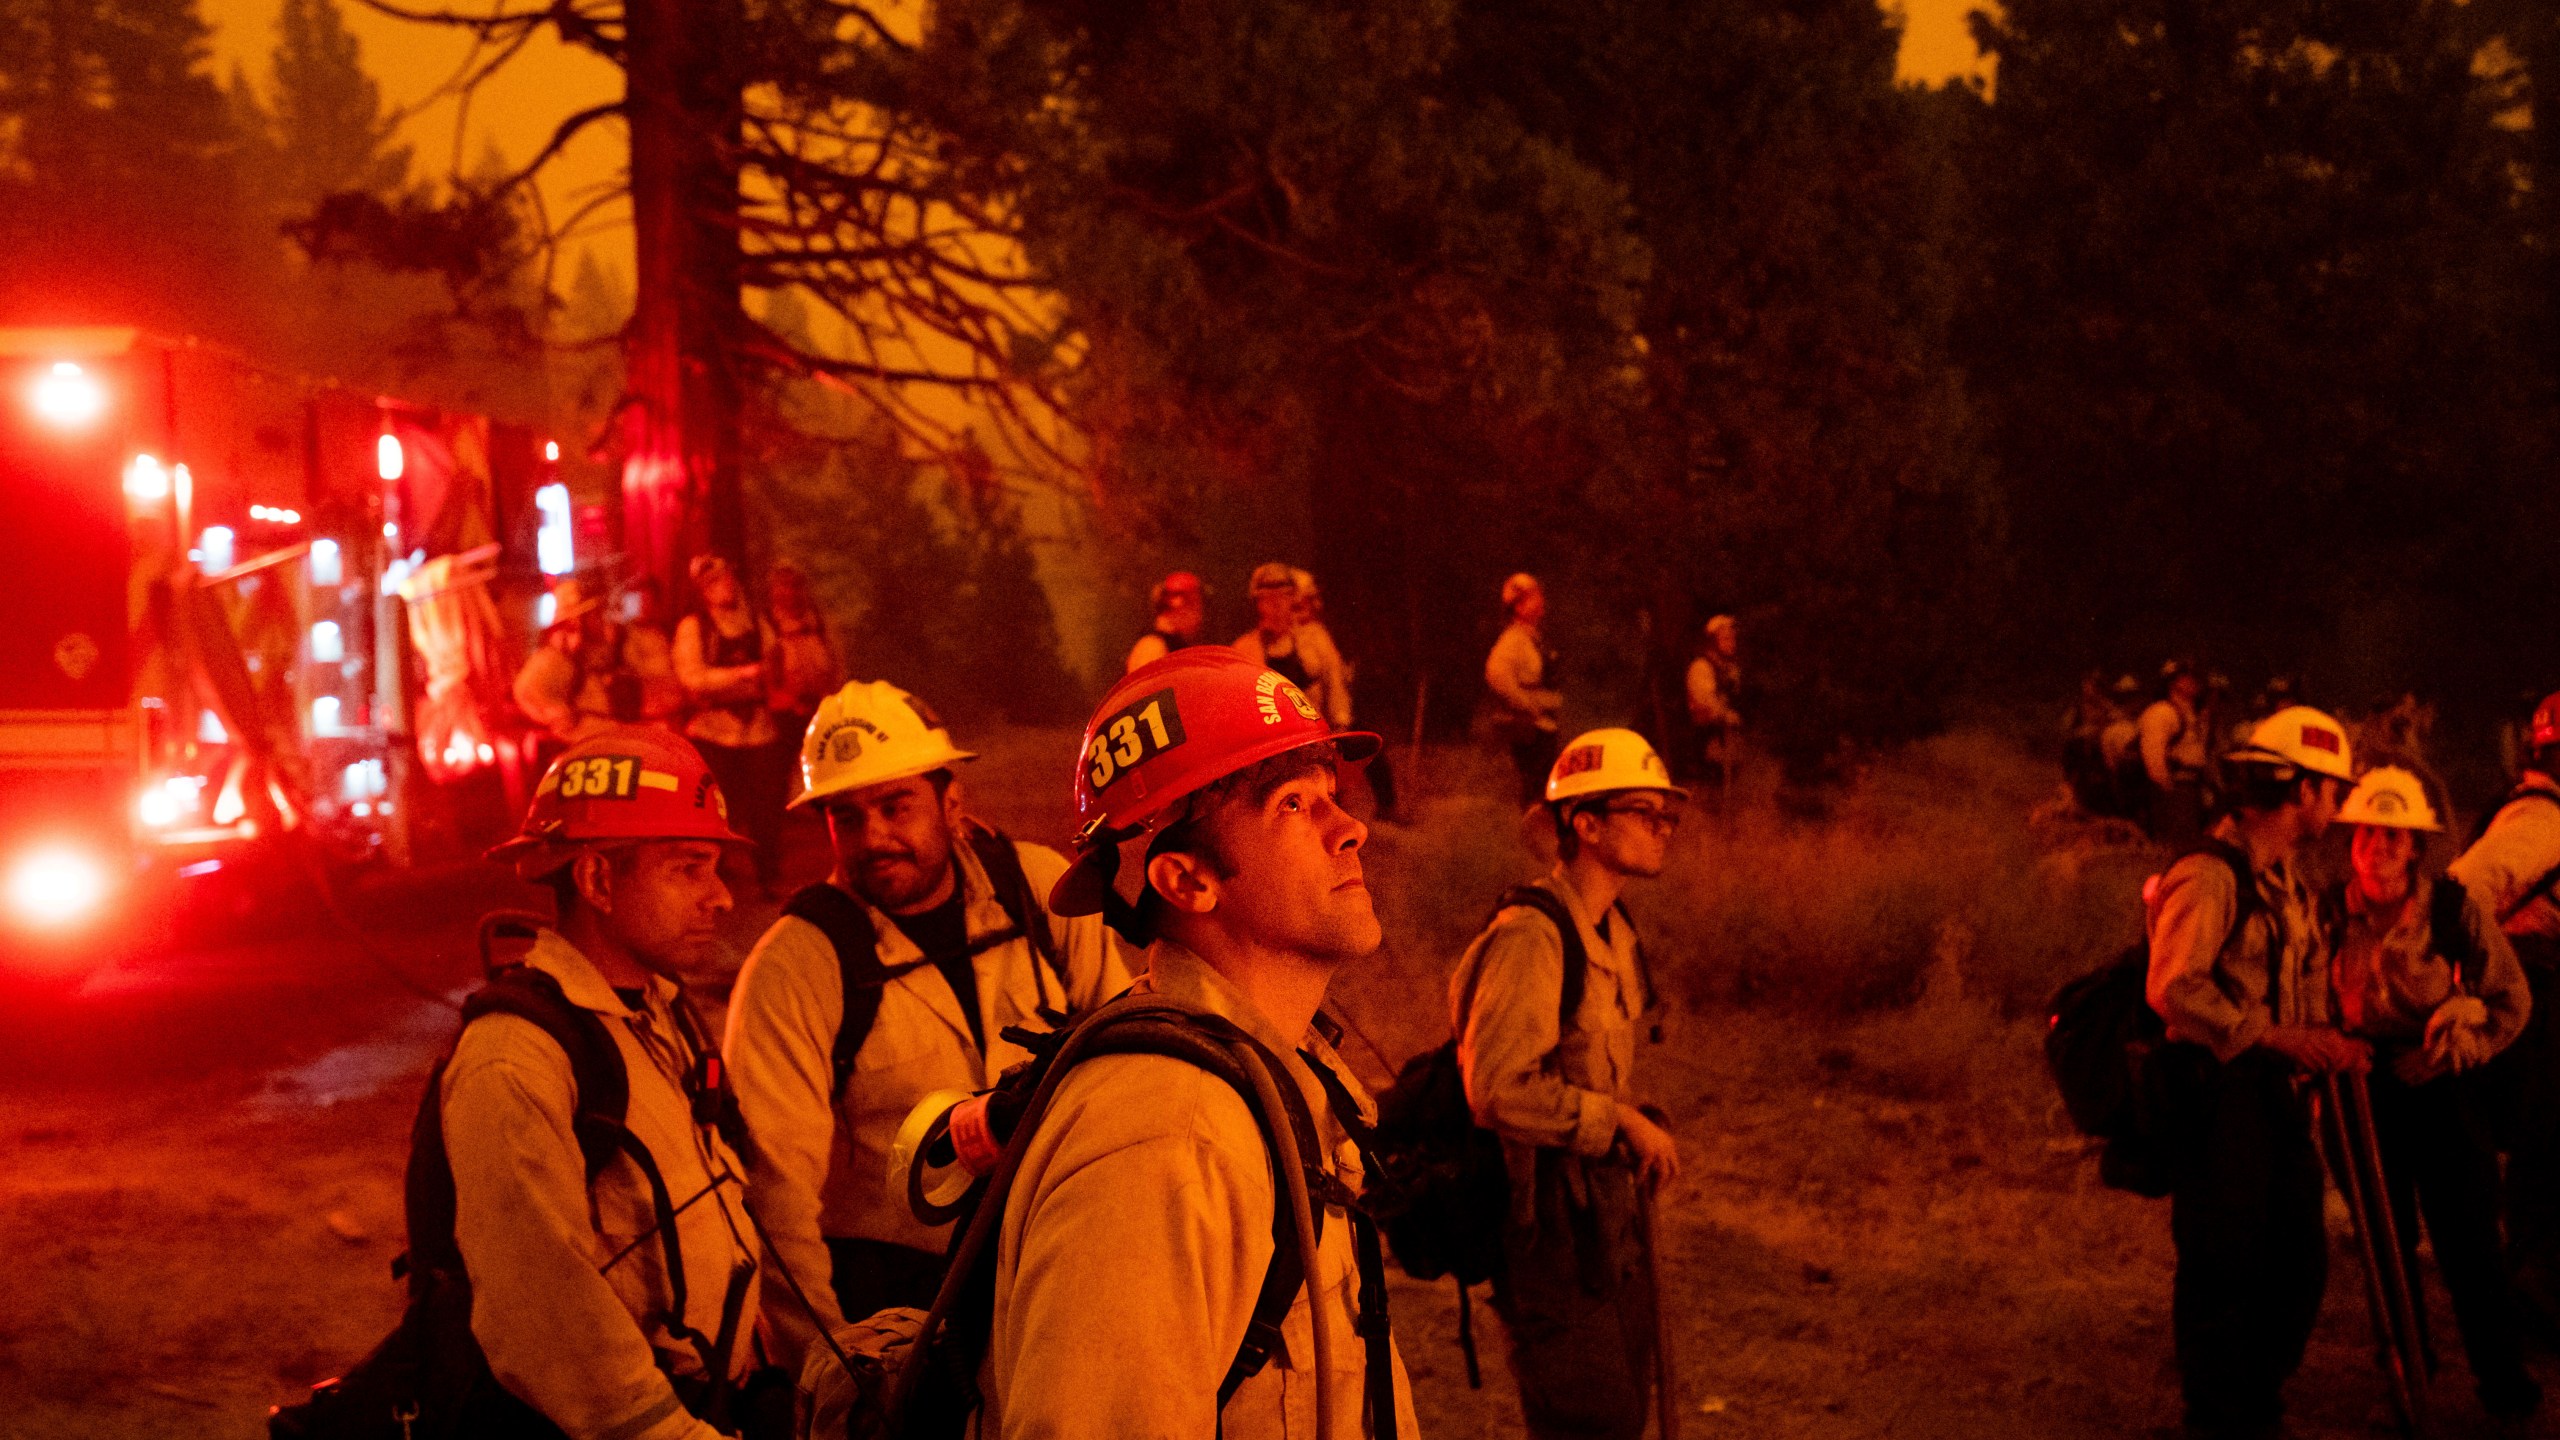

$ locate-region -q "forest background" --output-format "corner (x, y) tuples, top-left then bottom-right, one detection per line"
(3, 0), (2553, 784)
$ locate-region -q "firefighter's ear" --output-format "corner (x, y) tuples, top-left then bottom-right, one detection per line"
(571, 849), (614, 914)
(1144, 849), (1219, 916)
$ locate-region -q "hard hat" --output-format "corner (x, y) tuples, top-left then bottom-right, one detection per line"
(1290, 567), (1319, 600)
(1048, 647), (1380, 917)
(791, 680), (977, 810)
(2111, 674), (2142, 697)
(2531, 690), (2560, 750)
(1704, 614), (1737, 637)
(2160, 658), (2195, 683)
(1500, 572), (1541, 609)
(1546, 728), (1689, 807)
(1150, 571), (1204, 611)
(544, 577), (605, 629)
(2225, 704), (2355, 783)
(1249, 562), (1299, 593)
(687, 553), (734, 591)
(2338, 766), (2443, 833)
(488, 730), (751, 878)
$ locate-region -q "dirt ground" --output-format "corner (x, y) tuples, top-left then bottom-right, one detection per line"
(3, 726), (2551, 1438)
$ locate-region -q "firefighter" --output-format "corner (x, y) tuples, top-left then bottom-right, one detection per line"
(2330, 766), (2539, 1419)
(460, 731), (770, 1440)
(1233, 563), (1350, 724)
(2135, 659), (2211, 846)
(980, 648), (1420, 1436)
(514, 578), (673, 744)
(2145, 705), (2362, 1439)
(1487, 573), (1564, 806)
(722, 681), (1131, 1375)
(1291, 567), (1398, 818)
(1684, 615), (1742, 797)
(1450, 728), (1681, 1440)
(2451, 688), (2560, 1327)
(762, 564), (841, 748)
(674, 555), (788, 892)
(1126, 569), (1208, 672)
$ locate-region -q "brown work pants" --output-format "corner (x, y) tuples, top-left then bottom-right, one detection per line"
(1491, 1150), (1655, 1440)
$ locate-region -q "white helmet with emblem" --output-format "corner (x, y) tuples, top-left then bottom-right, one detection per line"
(791, 680), (977, 810)
(1545, 727), (1689, 806)
(2337, 766), (2443, 833)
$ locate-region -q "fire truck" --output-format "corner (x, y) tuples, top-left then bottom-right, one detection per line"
(0, 328), (571, 973)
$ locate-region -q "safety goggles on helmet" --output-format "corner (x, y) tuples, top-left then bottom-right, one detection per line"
(488, 730), (753, 878)
(791, 680), (977, 811)
(1048, 648), (1379, 918)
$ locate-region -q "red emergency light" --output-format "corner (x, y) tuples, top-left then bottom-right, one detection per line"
(28, 361), (106, 429)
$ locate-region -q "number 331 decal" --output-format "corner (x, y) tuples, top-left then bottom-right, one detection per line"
(1087, 689), (1187, 792)
(558, 755), (644, 799)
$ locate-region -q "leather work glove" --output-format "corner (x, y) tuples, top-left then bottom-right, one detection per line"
(2421, 996), (2496, 1076)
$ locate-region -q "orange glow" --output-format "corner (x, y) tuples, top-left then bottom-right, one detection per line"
(30, 361), (106, 428)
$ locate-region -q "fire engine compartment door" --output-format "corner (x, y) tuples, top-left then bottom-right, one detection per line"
(0, 373), (130, 711)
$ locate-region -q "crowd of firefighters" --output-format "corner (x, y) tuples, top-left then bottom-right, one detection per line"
(323, 550), (2560, 1440)
(324, 565), (1700, 1440)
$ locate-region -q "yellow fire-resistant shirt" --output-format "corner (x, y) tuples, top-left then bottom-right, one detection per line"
(2144, 825), (2328, 1062)
(723, 836), (1131, 1373)
(439, 929), (760, 1440)
(981, 942), (1422, 1439)
(1484, 623), (1561, 734)
(2333, 874), (2528, 1080)
(1451, 870), (1648, 1163)
(2451, 775), (2560, 942)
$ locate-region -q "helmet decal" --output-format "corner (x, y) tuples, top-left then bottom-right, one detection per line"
(1252, 671), (1320, 727)
(2370, 790), (2407, 817)
(1556, 744), (1607, 780)
(2300, 724), (2341, 755)
(1086, 687), (1188, 793)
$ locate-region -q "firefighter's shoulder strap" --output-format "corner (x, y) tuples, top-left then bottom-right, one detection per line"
(787, 822), (1072, 1101)
(1465, 883), (1627, 1032)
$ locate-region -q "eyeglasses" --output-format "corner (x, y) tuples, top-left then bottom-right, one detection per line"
(1598, 802), (1683, 833)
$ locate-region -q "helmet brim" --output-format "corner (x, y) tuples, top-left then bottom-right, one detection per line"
(787, 747), (980, 811)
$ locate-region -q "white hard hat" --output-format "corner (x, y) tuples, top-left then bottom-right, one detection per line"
(791, 680), (978, 810)
(2338, 766), (2443, 833)
(2225, 704), (2355, 783)
(1546, 728), (1688, 806)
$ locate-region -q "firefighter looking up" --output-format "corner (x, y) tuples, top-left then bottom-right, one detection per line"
(1126, 569), (1208, 673)
(984, 648), (1420, 1437)
(2330, 766), (2539, 1420)
(2451, 688), (2560, 1326)
(2144, 705), (2361, 1440)
(674, 555), (789, 893)
(1486, 573), (1564, 806)
(1450, 727), (1682, 1440)
(515, 578), (675, 744)
(721, 681), (1130, 1375)
(2136, 659), (2211, 846)
(458, 732), (770, 1440)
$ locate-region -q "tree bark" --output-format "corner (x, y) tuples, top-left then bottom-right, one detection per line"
(620, 0), (745, 606)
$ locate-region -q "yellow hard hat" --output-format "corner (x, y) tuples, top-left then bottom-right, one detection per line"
(1546, 728), (1688, 806)
(2225, 704), (2355, 783)
(2338, 766), (2443, 833)
(791, 680), (978, 810)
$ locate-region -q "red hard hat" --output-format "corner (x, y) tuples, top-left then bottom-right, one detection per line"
(488, 729), (752, 877)
(2534, 690), (2560, 750)
(1049, 647), (1378, 917)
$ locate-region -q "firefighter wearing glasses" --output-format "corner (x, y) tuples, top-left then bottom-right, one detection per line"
(1452, 727), (1683, 1440)
(722, 681), (1130, 1375)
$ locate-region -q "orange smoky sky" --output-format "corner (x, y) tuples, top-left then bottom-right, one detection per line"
(200, 0), (1992, 287)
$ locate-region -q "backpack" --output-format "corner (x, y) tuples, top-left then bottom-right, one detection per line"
(271, 919), (755, 1440)
(2044, 840), (2263, 1198)
(803, 995), (1400, 1440)
(781, 823), (1072, 1098)
(1365, 885), (1650, 1386)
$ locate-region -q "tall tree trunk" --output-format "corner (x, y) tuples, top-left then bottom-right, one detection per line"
(620, 0), (745, 606)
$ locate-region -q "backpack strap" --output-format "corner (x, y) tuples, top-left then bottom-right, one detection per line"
(785, 882), (923, 1103)
(1297, 1051), (1404, 1440)
(1473, 884), (1591, 1031)
(964, 822), (1073, 1022)
(2430, 877), (2488, 993)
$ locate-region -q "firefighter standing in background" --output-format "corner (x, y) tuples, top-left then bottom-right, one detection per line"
(2145, 706), (2362, 1439)
(2330, 766), (2540, 1420)
(2451, 689), (2560, 1328)
(1452, 728), (1684, 1440)
(1486, 573), (1564, 807)
(722, 681), (1129, 1375)
(982, 648), (1420, 1437)
(1233, 563), (1349, 721)
(674, 555), (789, 894)
(1126, 570), (1209, 673)
(1683, 615), (1742, 797)
(514, 578), (680, 745)
(762, 564), (842, 751)
(456, 732), (770, 1440)
(1291, 567), (1398, 818)
(2135, 660), (2211, 846)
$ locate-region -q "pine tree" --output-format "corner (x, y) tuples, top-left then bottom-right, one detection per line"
(268, 0), (410, 206)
